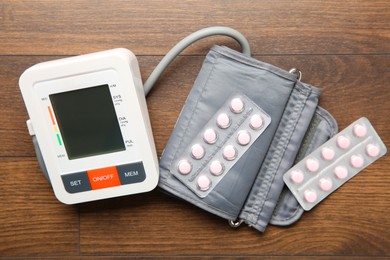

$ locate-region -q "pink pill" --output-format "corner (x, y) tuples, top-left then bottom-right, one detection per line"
(334, 165), (348, 180)
(223, 145), (237, 161)
(366, 143), (380, 157)
(209, 160), (224, 176)
(191, 144), (205, 159)
(217, 113), (231, 129)
(350, 154), (364, 168)
(337, 135), (351, 149)
(305, 158), (320, 173)
(177, 160), (192, 175)
(250, 114), (264, 130)
(321, 147), (335, 161)
(203, 128), (218, 144)
(353, 124), (367, 138)
(197, 175), (211, 191)
(230, 97), (244, 113)
(290, 170), (304, 184)
(304, 189), (317, 203)
(236, 130), (251, 146)
(319, 178), (333, 192)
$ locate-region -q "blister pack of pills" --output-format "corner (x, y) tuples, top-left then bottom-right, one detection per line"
(171, 94), (271, 197)
(283, 117), (387, 211)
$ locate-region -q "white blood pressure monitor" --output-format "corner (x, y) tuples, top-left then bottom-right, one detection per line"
(19, 48), (159, 204)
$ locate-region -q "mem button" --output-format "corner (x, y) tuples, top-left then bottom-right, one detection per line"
(117, 162), (146, 185)
(87, 166), (121, 190)
(62, 172), (91, 194)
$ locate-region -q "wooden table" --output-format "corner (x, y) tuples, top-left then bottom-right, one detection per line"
(1, 1), (389, 259)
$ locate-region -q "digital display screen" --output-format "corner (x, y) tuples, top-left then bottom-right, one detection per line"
(49, 84), (125, 160)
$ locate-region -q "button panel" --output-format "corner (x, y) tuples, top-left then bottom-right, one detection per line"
(61, 162), (146, 194)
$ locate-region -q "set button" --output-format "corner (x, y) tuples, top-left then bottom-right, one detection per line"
(61, 172), (91, 194)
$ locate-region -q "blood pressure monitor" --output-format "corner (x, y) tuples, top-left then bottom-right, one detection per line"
(19, 48), (159, 204)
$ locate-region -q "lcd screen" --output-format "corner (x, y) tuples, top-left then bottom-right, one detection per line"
(50, 84), (125, 160)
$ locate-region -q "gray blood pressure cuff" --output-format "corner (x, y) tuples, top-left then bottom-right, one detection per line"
(158, 45), (338, 232)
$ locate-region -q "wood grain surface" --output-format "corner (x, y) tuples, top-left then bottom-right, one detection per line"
(0, 0), (389, 259)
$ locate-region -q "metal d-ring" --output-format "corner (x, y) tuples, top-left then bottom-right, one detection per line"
(228, 219), (244, 228)
(289, 68), (302, 81)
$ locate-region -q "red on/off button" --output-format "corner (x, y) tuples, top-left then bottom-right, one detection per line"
(87, 166), (121, 190)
